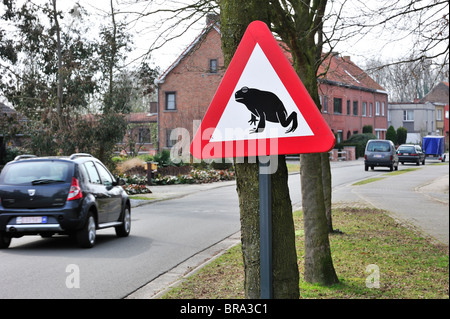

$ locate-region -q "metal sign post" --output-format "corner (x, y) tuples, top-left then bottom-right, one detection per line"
(259, 157), (273, 299)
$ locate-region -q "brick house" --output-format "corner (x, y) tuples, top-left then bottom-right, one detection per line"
(317, 54), (388, 142)
(155, 21), (388, 151)
(118, 111), (158, 156)
(155, 21), (224, 151)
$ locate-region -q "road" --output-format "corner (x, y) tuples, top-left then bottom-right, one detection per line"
(0, 159), (447, 298)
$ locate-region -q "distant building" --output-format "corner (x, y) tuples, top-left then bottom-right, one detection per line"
(154, 21), (388, 151)
(388, 81), (449, 146)
(317, 54), (388, 142)
(421, 81), (449, 146)
(388, 101), (436, 144)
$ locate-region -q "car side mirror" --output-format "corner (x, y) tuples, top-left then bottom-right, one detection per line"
(114, 178), (126, 186)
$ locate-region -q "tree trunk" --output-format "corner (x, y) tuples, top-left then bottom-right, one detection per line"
(220, 1), (299, 299)
(321, 152), (333, 232)
(52, 0), (63, 128)
(300, 153), (339, 285)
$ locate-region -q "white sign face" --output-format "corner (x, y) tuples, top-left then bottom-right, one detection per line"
(210, 44), (313, 142)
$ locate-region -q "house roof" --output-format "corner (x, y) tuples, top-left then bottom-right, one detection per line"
(317, 54), (387, 94)
(1, 102), (16, 115)
(126, 112), (157, 124)
(155, 22), (221, 85)
(155, 23), (386, 95)
(1, 102), (28, 121)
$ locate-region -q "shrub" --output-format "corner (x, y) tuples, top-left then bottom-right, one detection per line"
(342, 133), (377, 158)
(117, 157), (146, 174)
(397, 127), (407, 145)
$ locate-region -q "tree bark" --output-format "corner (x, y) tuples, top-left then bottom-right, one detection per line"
(270, 0), (339, 285)
(300, 153), (339, 285)
(321, 152), (333, 232)
(220, 0), (299, 299)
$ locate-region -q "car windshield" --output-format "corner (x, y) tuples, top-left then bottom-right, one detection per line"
(367, 142), (390, 152)
(398, 146), (416, 152)
(0, 161), (72, 185)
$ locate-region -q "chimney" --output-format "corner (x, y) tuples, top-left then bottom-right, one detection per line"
(206, 14), (219, 25)
(343, 56), (351, 62)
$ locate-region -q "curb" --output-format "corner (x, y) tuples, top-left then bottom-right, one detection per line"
(124, 231), (241, 299)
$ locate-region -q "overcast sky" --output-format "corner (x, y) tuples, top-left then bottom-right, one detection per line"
(1, 0), (448, 72)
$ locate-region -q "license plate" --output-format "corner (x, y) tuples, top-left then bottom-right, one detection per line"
(16, 216), (47, 224)
(374, 154), (383, 158)
(402, 153), (409, 156)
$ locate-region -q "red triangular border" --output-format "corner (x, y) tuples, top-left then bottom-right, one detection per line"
(191, 21), (335, 159)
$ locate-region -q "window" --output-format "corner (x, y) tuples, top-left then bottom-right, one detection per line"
(375, 102), (380, 115)
(138, 128), (151, 143)
(95, 163), (114, 187)
(322, 96), (328, 113)
(165, 92), (176, 110)
(209, 59), (218, 73)
(437, 109), (442, 121)
(353, 101), (358, 116)
(84, 161), (101, 184)
(362, 102), (367, 117)
(333, 98), (342, 114)
(403, 110), (414, 121)
(369, 103), (373, 117)
(346, 100), (351, 115)
(382, 102), (385, 116)
(166, 129), (175, 147)
(336, 130), (343, 143)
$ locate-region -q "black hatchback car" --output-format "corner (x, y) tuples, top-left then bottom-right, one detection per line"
(397, 144), (426, 165)
(0, 153), (131, 248)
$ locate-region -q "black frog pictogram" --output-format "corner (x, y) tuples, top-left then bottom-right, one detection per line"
(235, 87), (298, 134)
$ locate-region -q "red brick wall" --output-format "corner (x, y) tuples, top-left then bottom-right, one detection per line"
(158, 29), (225, 149)
(319, 83), (388, 142)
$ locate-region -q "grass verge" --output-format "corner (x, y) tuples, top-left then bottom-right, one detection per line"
(162, 207), (449, 299)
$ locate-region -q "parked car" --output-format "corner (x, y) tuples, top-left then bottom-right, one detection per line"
(364, 139), (399, 171)
(0, 153), (131, 249)
(397, 144), (426, 165)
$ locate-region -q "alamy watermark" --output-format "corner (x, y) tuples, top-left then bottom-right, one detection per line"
(365, 264), (380, 289)
(169, 121), (280, 174)
(66, 264), (80, 289)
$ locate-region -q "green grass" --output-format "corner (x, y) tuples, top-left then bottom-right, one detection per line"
(383, 167), (420, 176)
(162, 207), (449, 299)
(352, 177), (386, 185)
(129, 195), (156, 200)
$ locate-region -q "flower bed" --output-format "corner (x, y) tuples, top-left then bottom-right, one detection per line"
(118, 169), (235, 194)
(153, 169), (235, 185)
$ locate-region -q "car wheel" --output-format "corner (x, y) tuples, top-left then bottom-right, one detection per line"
(365, 165), (368, 171)
(115, 206), (131, 238)
(77, 212), (96, 248)
(0, 231), (11, 249)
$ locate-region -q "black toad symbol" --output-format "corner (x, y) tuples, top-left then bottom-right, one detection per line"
(235, 87), (298, 134)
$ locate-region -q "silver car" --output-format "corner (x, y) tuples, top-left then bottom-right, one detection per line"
(364, 139), (399, 171)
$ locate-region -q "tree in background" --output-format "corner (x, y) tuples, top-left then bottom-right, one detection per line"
(386, 125), (398, 145)
(397, 127), (408, 145)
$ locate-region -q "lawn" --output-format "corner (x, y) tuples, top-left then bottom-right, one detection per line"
(162, 207), (449, 299)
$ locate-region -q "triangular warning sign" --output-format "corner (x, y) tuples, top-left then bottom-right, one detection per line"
(191, 21), (335, 159)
